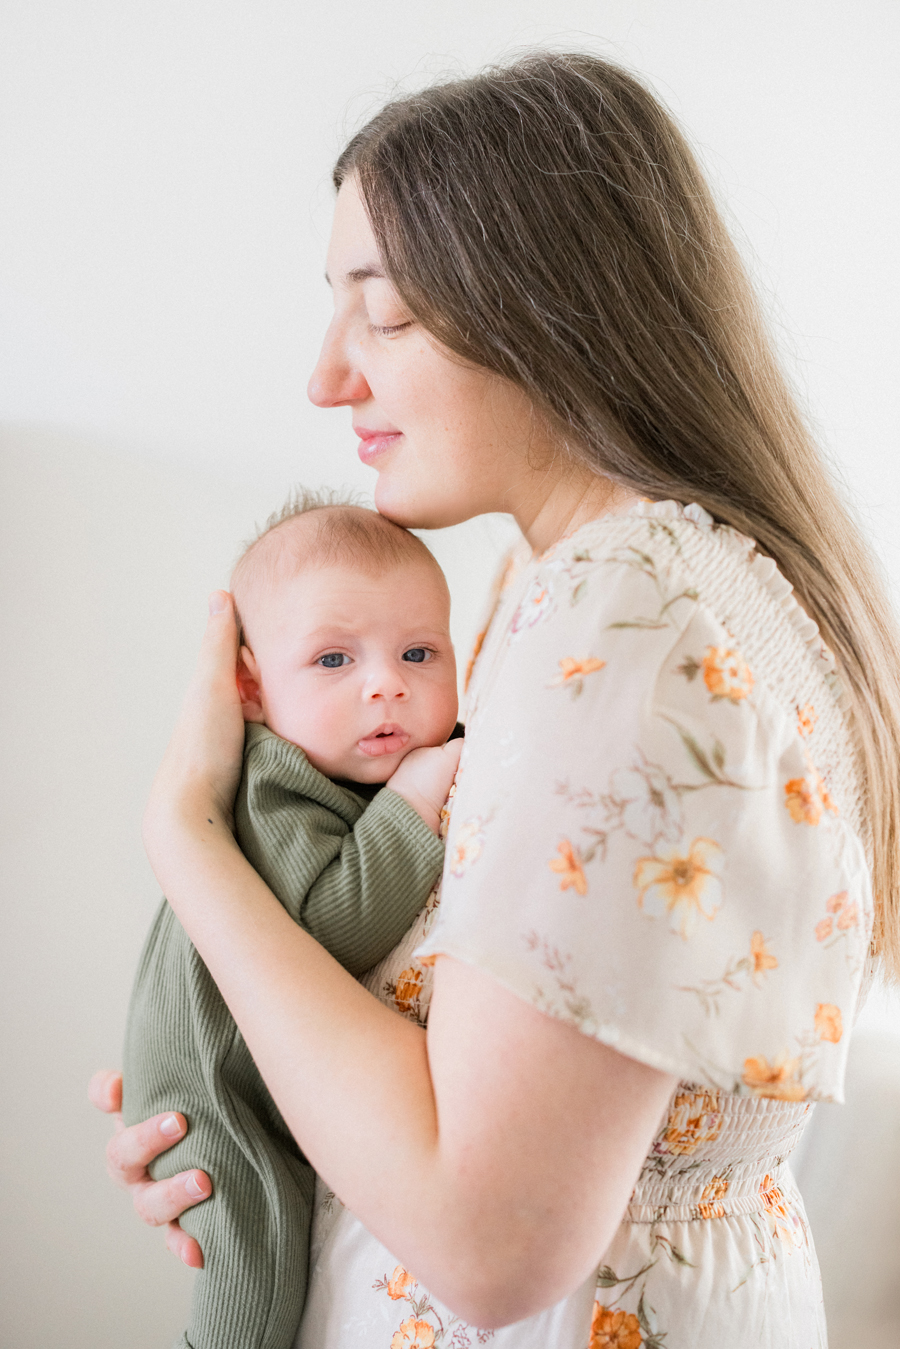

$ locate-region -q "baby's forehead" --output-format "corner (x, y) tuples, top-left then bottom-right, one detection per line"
(274, 556), (445, 612)
(232, 509), (448, 640)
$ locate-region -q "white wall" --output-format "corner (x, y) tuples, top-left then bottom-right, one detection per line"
(1, 3), (899, 1345)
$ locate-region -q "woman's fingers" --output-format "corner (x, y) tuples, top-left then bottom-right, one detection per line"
(130, 1170), (212, 1228)
(197, 591), (242, 709)
(165, 1221), (205, 1269)
(105, 1112), (189, 1187)
(143, 591), (246, 870)
(88, 1069), (123, 1114)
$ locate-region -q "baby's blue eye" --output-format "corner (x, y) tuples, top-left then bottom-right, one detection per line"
(318, 652), (350, 668)
(402, 648), (430, 664)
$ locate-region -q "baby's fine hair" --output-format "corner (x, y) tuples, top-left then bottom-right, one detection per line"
(231, 488), (445, 645)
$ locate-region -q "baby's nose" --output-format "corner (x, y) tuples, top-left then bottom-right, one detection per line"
(364, 665), (410, 700)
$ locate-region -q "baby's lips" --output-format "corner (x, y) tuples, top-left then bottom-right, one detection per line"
(357, 729), (410, 757)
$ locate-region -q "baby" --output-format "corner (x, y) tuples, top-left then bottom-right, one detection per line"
(123, 495), (461, 1349)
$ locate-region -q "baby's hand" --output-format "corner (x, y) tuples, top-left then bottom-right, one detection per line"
(387, 738), (463, 834)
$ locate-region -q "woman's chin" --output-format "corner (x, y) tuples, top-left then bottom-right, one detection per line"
(373, 482), (430, 528)
(373, 478), (475, 530)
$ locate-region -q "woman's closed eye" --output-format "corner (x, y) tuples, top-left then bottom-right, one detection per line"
(317, 652), (352, 669)
(369, 321), (413, 338)
(402, 647), (432, 664)
(364, 276), (413, 336)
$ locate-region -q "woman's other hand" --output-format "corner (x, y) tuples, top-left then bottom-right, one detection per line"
(142, 590), (245, 887)
(88, 1070), (210, 1268)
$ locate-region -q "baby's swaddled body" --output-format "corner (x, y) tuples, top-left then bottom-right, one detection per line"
(123, 724), (445, 1349)
(122, 496), (462, 1349)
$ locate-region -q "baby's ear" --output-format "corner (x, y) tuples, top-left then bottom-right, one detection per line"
(236, 646), (266, 724)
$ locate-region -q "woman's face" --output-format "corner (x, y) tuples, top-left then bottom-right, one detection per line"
(308, 177), (558, 531)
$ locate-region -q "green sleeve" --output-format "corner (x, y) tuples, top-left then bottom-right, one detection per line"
(235, 725), (444, 976)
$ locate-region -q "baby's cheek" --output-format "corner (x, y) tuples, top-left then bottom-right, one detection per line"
(426, 676), (460, 743)
(260, 677), (336, 757)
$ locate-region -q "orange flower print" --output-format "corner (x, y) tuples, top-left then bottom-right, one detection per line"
(836, 902), (858, 930)
(550, 839), (588, 896)
(702, 645), (754, 702)
(742, 1054), (807, 1101)
(633, 837), (723, 939)
(797, 703), (818, 737)
(390, 1316), (435, 1349)
(750, 931), (778, 986)
(815, 917), (833, 942)
(656, 1087), (723, 1156)
(548, 655), (606, 698)
(393, 968), (424, 1018)
(784, 777), (822, 825)
(698, 1174), (730, 1219)
(449, 817), (486, 879)
(438, 790), (454, 842)
(815, 1002), (843, 1043)
(589, 1303), (643, 1349)
(816, 891), (858, 944)
(511, 577), (553, 635)
(386, 1265), (417, 1301)
(464, 627), (487, 693)
(759, 1174), (804, 1249)
(785, 774), (838, 825)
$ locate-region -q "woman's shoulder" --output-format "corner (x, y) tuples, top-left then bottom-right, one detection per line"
(510, 500), (830, 669)
(468, 500), (864, 841)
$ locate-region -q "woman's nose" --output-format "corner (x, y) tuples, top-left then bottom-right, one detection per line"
(307, 318), (371, 408)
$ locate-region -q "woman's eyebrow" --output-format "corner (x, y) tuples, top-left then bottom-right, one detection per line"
(323, 264), (386, 288)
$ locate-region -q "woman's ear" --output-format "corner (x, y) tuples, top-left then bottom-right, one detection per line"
(236, 646), (266, 724)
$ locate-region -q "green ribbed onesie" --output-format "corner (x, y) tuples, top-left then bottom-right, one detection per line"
(122, 722), (445, 1349)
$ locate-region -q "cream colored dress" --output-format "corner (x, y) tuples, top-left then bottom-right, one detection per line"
(295, 501), (873, 1349)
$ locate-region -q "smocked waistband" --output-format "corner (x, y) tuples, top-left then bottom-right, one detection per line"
(625, 1160), (800, 1224)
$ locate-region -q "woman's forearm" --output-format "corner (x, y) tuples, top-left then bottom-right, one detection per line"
(147, 804), (441, 1208)
(145, 799), (675, 1326)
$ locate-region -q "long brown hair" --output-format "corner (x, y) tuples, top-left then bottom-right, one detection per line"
(335, 51), (900, 978)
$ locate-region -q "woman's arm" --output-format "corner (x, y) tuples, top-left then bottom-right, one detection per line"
(141, 594), (676, 1327)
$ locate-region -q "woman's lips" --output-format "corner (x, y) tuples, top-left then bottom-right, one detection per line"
(355, 427), (402, 465)
(357, 724), (410, 757)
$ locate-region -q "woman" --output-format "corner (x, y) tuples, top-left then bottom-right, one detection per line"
(94, 53), (900, 1347)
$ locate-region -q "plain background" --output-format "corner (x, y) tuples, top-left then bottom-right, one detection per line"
(1, 3), (899, 1346)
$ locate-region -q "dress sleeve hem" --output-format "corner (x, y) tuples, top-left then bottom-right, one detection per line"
(414, 936), (846, 1103)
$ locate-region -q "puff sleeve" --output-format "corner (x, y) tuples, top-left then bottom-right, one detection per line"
(415, 510), (872, 1102)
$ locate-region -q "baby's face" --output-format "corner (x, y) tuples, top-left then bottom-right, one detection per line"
(238, 558), (458, 783)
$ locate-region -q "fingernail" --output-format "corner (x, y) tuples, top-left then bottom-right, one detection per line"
(208, 591), (227, 615)
(160, 1114), (182, 1138)
(185, 1173), (207, 1198)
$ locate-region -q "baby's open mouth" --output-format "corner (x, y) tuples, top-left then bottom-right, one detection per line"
(357, 723), (411, 757)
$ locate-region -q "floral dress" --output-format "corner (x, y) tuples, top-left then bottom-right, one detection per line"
(295, 501), (873, 1349)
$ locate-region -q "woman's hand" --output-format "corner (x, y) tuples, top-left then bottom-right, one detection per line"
(142, 591), (246, 885)
(90, 600), (240, 1266)
(88, 1070), (211, 1268)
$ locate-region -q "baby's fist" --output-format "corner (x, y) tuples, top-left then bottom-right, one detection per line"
(387, 737), (463, 834)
